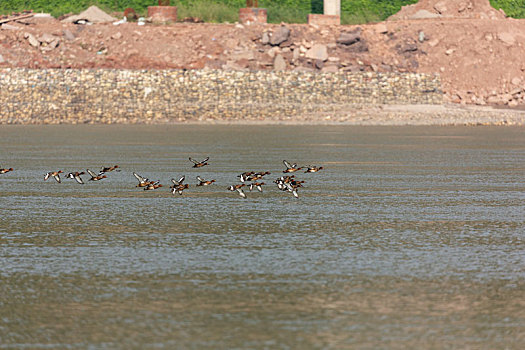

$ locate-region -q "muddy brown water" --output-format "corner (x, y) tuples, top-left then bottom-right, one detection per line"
(0, 125), (524, 349)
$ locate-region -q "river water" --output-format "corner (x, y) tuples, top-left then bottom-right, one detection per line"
(0, 125), (524, 349)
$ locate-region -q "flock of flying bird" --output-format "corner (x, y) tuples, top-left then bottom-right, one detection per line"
(0, 158), (323, 199)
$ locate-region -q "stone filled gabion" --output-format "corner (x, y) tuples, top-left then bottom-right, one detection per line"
(0, 68), (443, 124)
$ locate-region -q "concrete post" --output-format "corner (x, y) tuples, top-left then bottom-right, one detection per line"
(324, 0), (340, 16)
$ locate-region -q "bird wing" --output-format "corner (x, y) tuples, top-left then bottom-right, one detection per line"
(283, 160), (293, 169)
(133, 172), (145, 182)
(171, 176), (184, 186)
(196, 176), (204, 182)
(87, 169), (97, 178)
(189, 157), (198, 164)
(74, 174), (84, 184)
(237, 188), (247, 198)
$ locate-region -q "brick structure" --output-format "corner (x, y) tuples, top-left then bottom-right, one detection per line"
(239, 8), (267, 24)
(147, 6), (177, 22)
(307, 14), (340, 26)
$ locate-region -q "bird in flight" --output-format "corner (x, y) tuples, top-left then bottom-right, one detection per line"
(189, 157), (209, 168)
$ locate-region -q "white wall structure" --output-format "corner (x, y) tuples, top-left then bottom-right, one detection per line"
(324, 0), (340, 16)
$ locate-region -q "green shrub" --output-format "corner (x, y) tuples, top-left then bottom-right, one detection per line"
(490, 0), (525, 18)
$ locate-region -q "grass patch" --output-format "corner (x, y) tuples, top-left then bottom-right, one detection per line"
(265, 5), (309, 24)
(176, 1), (238, 23)
(341, 9), (382, 24)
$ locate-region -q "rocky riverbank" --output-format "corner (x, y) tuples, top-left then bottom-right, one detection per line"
(2, 104), (524, 125)
(1, 66), (525, 125)
(0, 68), (445, 124)
(2, 0), (525, 124)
